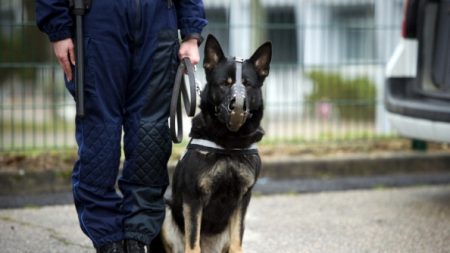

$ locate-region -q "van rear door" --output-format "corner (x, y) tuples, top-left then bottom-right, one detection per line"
(432, 0), (450, 94)
(385, 0), (450, 122)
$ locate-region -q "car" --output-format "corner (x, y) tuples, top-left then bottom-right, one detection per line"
(385, 0), (450, 143)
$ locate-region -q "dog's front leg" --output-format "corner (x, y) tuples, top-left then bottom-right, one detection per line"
(183, 201), (203, 253)
(228, 204), (244, 253)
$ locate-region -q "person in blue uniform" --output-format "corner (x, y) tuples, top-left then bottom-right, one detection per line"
(36, 1), (207, 252)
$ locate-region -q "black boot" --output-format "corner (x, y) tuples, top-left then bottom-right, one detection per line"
(124, 239), (147, 253)
(96, 241), (124, 253)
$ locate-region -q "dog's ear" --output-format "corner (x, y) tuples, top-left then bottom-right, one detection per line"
(249, 42), (272, 77)
(203, 34), (225, 70)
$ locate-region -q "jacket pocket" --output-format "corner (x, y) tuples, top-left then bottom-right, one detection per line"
(140, 29), (179, 117)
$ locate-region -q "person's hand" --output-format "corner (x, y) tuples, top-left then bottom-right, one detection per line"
(52, 38), (76, 81)
(179, 39), (200, 65)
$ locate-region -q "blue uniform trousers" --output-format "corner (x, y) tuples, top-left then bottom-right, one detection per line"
(65, 0), (179, 247)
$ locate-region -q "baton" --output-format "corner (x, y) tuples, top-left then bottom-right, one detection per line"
(69, 0), (90, 117)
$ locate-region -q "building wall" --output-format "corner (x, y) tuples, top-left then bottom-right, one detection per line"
(202, 0), (404, 135)
(203, 0), (403, 66)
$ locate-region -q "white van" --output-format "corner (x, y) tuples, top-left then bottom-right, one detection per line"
(385, 0), (450, 143)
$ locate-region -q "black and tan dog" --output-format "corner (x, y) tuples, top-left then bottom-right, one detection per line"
(152, 34), (271, 253)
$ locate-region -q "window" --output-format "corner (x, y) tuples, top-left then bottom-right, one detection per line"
(266, 7), (298, 64)
(332, 5), (376, 63)
(204, 7), (229, 53)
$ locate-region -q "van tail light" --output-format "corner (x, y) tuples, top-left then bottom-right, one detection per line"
(401, 0), (409, 37)
(402, 0), (418, 38)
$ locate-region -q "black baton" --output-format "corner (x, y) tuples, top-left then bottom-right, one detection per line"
(69, 0), (90, 117)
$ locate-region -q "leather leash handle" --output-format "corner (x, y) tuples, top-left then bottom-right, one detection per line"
(182, 58), (197, 117)
(170, 57), (197, 143)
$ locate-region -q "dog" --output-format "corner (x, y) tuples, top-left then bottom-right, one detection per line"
(151, 34), (272, 253)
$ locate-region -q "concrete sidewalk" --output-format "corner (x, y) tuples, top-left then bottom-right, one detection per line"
(1, 185), (450, 253)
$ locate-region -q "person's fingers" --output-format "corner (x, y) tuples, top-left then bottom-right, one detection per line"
(180, 52), (199, 65)
(68, 42), (76, 66)
(56, 53), (72, 81)
(62, 57), (73, 81)
(189, 51), (200, 65)
(52, 38), (75, 81)
(178, 50), (187, 61)
(179, 39), (200, 65)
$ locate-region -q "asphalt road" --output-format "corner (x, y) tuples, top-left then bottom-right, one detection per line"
(1, 185), (450, 253)
(2, 172), (450, 209)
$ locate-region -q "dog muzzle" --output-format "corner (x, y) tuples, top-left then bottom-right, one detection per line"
(216, 57), (252, 132)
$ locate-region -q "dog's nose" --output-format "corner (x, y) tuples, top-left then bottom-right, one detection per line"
(228, 97), (247, 111)
(229, 98), (236, 111)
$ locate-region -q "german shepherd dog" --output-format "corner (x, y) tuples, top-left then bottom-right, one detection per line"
(152, 34), (271, 253)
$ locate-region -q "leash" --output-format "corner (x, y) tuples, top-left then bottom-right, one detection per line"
(170, 57), (197, 143)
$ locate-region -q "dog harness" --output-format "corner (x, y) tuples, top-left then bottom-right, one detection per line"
(187, 138), (259, 155)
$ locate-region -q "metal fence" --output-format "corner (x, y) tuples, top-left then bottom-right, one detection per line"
(0, 0), (403, 151)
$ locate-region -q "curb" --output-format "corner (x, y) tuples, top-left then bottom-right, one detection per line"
(0, 170), (72, 196)
(259, 151), (450, 179)
(1, 151), (449, 196)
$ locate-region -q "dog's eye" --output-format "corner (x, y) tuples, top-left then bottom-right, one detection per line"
(243, 79), (252, 86)
(227, 77), (233, 85)
(221, 77), (233, 86)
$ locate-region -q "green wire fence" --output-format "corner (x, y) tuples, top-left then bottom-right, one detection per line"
(0, 0), (403, 151)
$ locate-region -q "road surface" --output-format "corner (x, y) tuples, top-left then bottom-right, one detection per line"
(1, 185), (450, 253)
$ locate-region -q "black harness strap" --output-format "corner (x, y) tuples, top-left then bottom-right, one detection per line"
(170, 57), (197, 143)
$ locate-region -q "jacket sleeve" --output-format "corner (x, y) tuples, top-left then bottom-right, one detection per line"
(175, 0), (208, 41)
(36, 0), (73, 42)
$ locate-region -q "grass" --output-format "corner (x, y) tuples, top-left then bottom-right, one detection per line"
(1, 120), (397, 153)
(2, 137), (450, 172)
(1, 119), (75, 133)
(260, 132), (398, 145)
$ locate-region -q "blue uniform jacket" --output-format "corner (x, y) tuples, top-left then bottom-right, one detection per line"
(36, 0), (207, 42)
